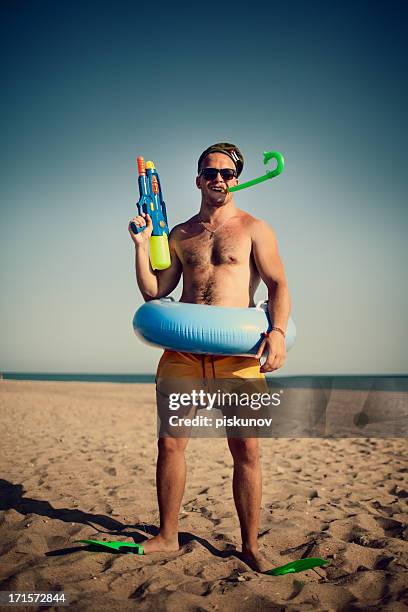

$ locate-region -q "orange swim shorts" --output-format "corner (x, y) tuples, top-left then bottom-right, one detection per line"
(155, 351), (268, 437)
(156, 350), (265, 380)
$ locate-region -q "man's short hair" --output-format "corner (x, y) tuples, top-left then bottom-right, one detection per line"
(197, 143), (244, 177)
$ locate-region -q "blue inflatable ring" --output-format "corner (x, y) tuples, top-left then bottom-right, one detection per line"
(133, 298), (296, 356)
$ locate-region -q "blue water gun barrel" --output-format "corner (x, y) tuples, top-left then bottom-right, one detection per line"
(130, 157), (171, 270)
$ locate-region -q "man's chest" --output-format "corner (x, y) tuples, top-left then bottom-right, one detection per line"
(177, 228), (252, 268)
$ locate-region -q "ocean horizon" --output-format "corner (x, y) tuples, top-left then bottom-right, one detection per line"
(1, 372), (156, 383)
(1, 372), (407, 391)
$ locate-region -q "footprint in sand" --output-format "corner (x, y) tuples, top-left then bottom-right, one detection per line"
(374, 516), (405, 539)
(104, 467), (117, 476)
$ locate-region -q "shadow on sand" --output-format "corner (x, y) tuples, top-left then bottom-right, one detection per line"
(0, 479), (240, 562)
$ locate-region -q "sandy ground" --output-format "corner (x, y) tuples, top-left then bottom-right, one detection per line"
(0, 380), (407, 611)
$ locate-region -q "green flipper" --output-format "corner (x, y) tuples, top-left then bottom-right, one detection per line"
(265, 557), (329, 576)
(74, 539), (145, 555)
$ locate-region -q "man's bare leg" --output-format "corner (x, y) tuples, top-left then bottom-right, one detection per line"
(142, 436), (189, 553)
(228, 437), (272, 572)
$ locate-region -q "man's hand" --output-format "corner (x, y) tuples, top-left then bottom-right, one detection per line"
(128, 212), (153, 246)
(255, 330), (286, 373)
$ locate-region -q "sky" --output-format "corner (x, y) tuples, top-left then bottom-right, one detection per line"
(1, 0), (407, 375)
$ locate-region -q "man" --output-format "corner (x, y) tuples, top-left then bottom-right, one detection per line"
(128, 143), (291, 571)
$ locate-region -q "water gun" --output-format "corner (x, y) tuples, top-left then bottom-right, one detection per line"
(130, 156), (171, 270)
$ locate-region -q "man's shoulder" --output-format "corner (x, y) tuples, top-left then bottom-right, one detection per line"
(171, 215), (198, 235)
(169, 216), (198, 238)
(236, 210), (260, 225)
(236, 211), (271, 234)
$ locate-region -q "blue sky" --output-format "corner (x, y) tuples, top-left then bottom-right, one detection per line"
(1, 0), (407, 374)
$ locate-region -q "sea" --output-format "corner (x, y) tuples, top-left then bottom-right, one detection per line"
(1, 373), (156, 383)
(1, 372), (407, 390)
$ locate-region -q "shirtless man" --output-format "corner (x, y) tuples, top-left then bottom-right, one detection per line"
(128, 143), (291, 572)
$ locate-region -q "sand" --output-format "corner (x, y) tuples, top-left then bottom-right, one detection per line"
(0, 380), (407, 611)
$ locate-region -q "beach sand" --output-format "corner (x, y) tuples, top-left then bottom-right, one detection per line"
(1, 380), (407, 611)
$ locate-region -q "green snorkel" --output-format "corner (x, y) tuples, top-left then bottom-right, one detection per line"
(228, 151), (284, 193)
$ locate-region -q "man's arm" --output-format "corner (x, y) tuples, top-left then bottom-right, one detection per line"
(251, 219), (291, 372)
(129, 213), (182, 301)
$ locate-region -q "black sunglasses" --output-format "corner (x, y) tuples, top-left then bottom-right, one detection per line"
(199, 167), (237, 181)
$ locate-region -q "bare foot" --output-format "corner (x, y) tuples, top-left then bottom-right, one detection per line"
(140, 533), (179, 554)
(240, 548), (278, 573)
